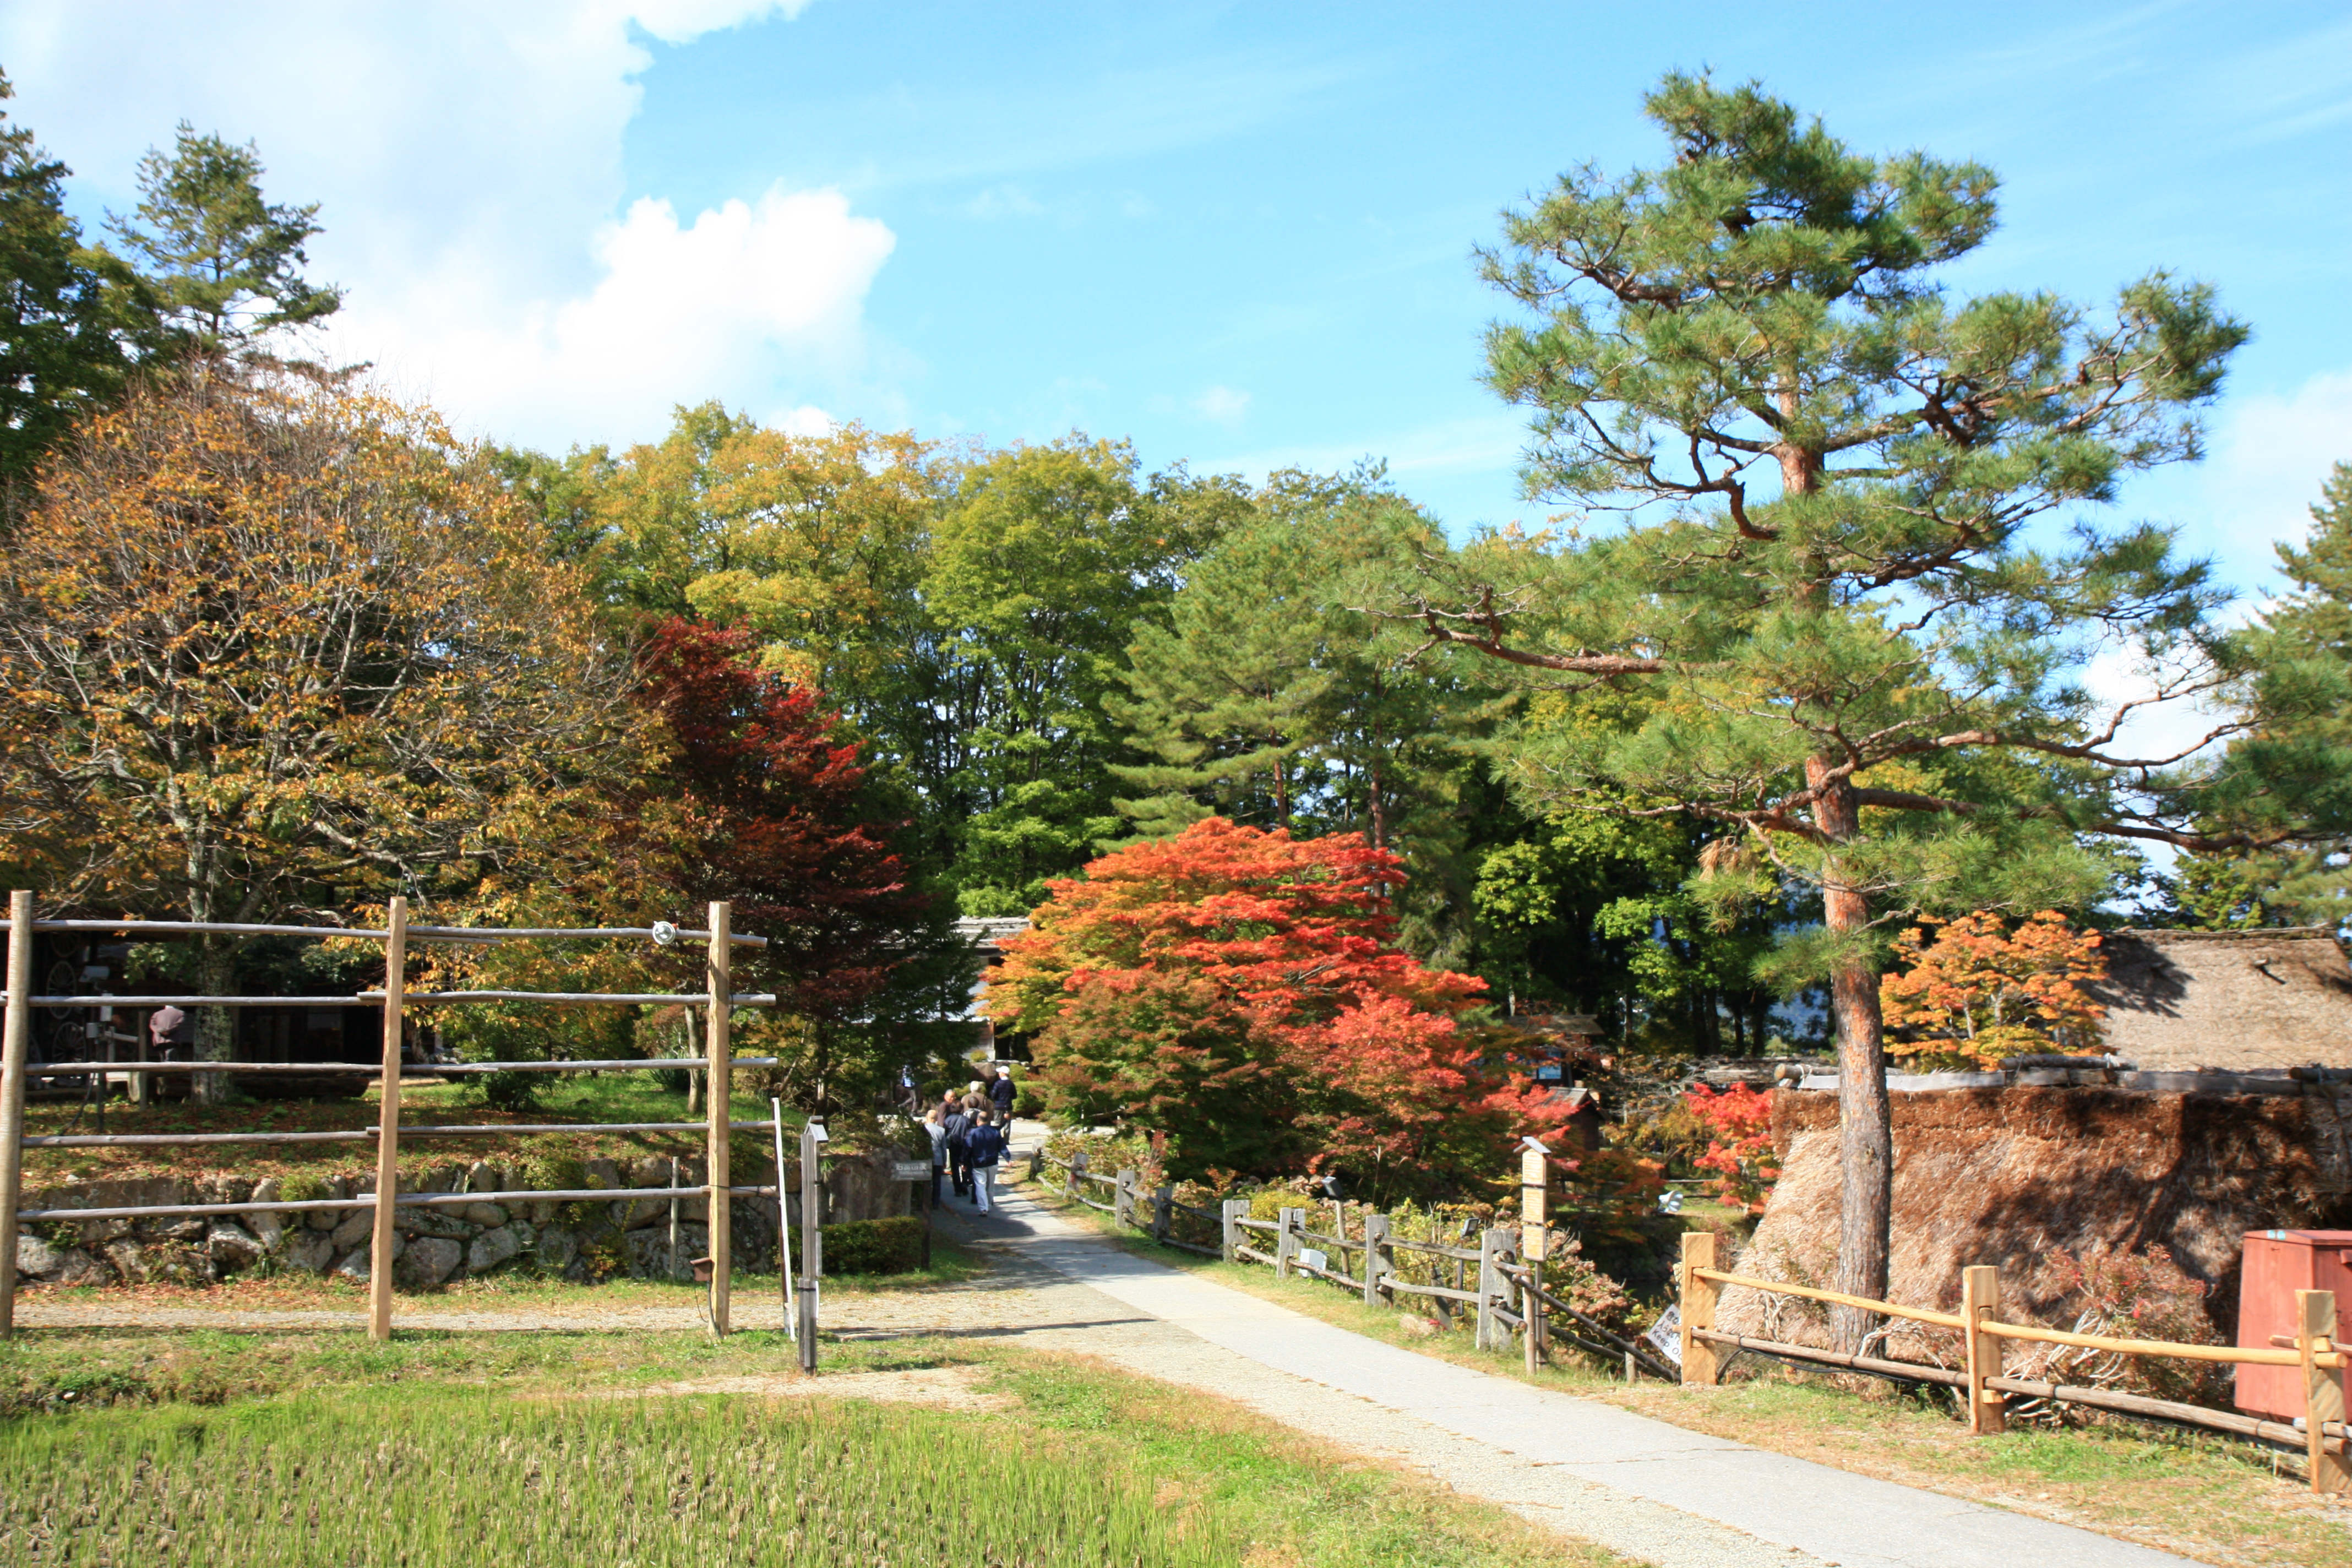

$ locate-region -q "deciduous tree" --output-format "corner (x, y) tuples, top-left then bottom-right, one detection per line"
(0, 366), (635, 1097)
(990, 817), (1561, 1195)
(1877, 911), (2107, 1066)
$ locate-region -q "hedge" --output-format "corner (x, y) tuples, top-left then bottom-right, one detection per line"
(820, 1216), (927, 1275)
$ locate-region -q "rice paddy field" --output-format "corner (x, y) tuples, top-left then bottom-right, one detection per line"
(0, 1328), (1613, 1568)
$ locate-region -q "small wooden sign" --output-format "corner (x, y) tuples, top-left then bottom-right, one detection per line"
(1521, 1146), (1548, 1261)
(891, 1160), (931, 1183)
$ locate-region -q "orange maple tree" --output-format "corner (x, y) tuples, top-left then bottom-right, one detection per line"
(989, 817), (1565, 1193)
(1877, 910), (2108, 1068)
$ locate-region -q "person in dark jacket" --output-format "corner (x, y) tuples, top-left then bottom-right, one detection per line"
(963, 1108), (1006, 1214)
(942, 1101), (974, 1197)
(988, 1065), (1016, 1122)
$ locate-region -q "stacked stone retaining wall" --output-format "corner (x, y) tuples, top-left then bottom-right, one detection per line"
(9, 1148), (912, 1291)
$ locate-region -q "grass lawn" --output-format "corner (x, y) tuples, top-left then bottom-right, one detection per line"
(1018, 1176), (2352, 1568)
(0, 1324), (1629, 1567)
(19, 1074), (792, 1189)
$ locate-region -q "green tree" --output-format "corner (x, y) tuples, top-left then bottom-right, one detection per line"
(0, 72), (160, 491)
(924, 439), (1234, 913)
(1413, 74), (2295, 1341)
(107, 122), (339, 353)
(2171, 459), (2352, 931)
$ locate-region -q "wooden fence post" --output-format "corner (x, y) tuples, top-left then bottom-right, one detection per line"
(1521, 1144), (1549, 1373)
(1679, 1230), (1719, 1386)
(1113, 1169), (1135, 1227)
(1221, 1199), (1246, 1262)
(1026, 1145), (1042, 1182)
(2300, 1288), (2349, 1495)
(705, 900), (732, 1337)
(1962, 1264), (2005, 1436)
(368, 896), (409, 1342)
(1276, 1207), (1303, 1277)
(0, 891), (33, 1338)
(1151, 1184), (1172, 1244)
(1476, 1226), (1511, 1351)
(1069, 1148), (1087, 1197)
(1361, 1212), (1391, 1308)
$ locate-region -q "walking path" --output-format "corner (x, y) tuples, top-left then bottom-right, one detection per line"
(914, 1178), (2201, 1568)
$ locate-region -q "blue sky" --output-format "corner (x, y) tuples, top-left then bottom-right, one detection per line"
(4, 2), (2347, 596)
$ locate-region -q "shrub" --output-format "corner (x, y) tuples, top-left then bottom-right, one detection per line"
(821, 1217), (927, 1275)
(2019, 1244), (2232, 1409)
(1682, 1084), (1777, 1212)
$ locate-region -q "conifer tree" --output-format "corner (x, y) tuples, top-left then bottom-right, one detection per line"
(1413, 74), (2316, 1342)
(0, 73), (159, 489)
(107, 122), (340, 353)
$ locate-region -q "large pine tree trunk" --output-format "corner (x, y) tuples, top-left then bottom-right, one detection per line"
(1809, 758), (1890, 1349)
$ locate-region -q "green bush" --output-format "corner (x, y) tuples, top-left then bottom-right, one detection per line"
(821, 1216), (926, 1275)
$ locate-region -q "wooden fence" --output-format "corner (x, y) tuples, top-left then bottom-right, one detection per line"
(1030, 1147), (1676, 1381)
(1676, 1232), (2351, 1495)
(0, 892), (787, 1341)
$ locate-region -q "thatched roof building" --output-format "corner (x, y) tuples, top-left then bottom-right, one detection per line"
(1720, 1084), (2352, 1350)
(2089, 927), (2352, 1071)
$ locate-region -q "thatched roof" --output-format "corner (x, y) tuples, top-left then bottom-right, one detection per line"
(1720, 1085), (2352, 1352)
(2087, 927), (2352, 1071)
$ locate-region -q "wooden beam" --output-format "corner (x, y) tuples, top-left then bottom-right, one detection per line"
(1963, 1264), (2005, 1435)
(706, 900), (732, 1337)
(368, 896), (408, 1342)
(0, 891), (32, 1337)
(1680, 1231), (1720, 1386)
(2304, 1289), (2350, 1494)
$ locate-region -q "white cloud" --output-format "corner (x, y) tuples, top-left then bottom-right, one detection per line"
(2127, 367), (2352, 598)
(1191, 385), (1250, 425)
(0, 1), (886, 451)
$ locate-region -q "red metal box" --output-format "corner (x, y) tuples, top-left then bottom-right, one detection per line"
(2235, 1229), (2352, 1420)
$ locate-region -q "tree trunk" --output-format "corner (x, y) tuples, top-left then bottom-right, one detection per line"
(1809, 757), (1890, 1350)
(190, 938), (237, 1106)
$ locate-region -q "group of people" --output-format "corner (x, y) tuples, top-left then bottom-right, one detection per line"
(923, 1064), (1017, 1213)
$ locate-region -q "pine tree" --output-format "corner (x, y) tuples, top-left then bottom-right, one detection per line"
(107, 122), (339, 353)
(0, 72), (160, 490)
(1413, 74), (2315, 1343)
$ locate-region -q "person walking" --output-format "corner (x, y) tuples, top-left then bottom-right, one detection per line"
(922, 1105), (949, 1205)
(964, 1108), (1006, 1215)
(988, 1065), (1016, 1124)
(942, 1098), (974, 1198)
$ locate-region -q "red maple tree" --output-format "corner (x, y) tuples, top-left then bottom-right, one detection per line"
(990, 817), (1566, 1193)
(633, 617), (932, 1052)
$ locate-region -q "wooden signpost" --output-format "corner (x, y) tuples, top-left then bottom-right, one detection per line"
(1521, 1138), (1549, 1372)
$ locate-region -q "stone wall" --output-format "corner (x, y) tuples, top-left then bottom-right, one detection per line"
(10, 1148), (912, 1291)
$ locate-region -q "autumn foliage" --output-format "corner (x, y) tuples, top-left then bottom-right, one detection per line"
(632, 616), (925, 1022)
(990, 817), (1565, 1194)
(1680, 1083), (1778, 1212)
(1877, 911), (2108, 1068)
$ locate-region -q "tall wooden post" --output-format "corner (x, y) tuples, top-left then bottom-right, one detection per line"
(1151, 1183), (1172, 1244)
(1361, 1212), (1392, 1308)
(1113, 1168), (1135, 1227)
(1276, 1207), (1303, 1277)
(368, 896), (408, 1342)
(1476, 1226), (1511, 1351)
(2300, 1289), (2348, 1495)
(1221, 1199), (1246, 1262)
(1521, 1145), (1549, 1371)
(797, 1119), (820, 1372)
(1679, 1230), (1720, 1386)
(1962, 1264), (2006, 1436)
(705, 901), (732, 1336)
(0, 891), (34, 1337)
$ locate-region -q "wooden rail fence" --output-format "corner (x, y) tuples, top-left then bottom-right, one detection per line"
(0, 892), (789, 1342)
(1675, 1232), (2351, 1495)
(1028, 1148), (1676, 1381)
